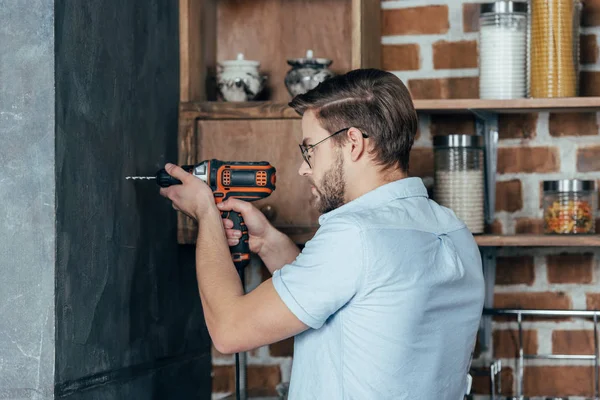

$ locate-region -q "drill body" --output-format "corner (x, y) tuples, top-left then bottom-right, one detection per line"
(156, 159), (276, 271)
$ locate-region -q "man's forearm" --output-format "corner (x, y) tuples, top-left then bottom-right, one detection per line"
(194, 206), (243, 346)
(258, 227), (301, 274)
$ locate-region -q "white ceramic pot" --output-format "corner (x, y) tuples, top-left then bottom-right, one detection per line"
(217, 53), (265, 102)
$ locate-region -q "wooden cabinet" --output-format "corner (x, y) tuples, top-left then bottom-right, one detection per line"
(177, 0), (381, 244)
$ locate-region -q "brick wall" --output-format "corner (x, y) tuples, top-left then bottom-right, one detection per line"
(212, 1), (600, 398)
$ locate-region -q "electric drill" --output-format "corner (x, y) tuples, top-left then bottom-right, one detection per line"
(131, 159), (276, 271)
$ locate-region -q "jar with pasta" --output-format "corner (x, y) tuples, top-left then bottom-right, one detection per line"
(543, 180), (596, 234)
(529, 0), (582, 97)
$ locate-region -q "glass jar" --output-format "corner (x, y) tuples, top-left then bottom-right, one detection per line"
(543, 180), (596, 234)
(433, 135), (485, 234)
(530, 0), (582, 97)
(479, 1), (528, 99)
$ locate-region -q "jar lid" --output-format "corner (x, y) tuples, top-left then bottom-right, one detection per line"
(219, 53), (260, 67)
(481, 1), (527, 14)
(543, 179), (595, 192)
(433, 134), (483, 148)
(287, 49), (332, 67)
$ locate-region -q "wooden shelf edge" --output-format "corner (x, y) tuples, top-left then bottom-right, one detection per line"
(414, 97), (600, 114)
(180, 101), (299, 120)
(179, 97), (600, 121)
(475, 234), (600, 247)
(178, 227), (600, 247)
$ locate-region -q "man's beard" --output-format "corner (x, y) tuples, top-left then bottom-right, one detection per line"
(311, 150), (346, 214)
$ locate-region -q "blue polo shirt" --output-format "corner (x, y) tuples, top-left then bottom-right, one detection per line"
(272, 177), (485, 400)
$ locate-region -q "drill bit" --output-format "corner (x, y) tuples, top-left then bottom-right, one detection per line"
(125, 176), (155, 181)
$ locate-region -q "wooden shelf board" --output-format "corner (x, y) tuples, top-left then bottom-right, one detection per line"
(474, 234), (600, 247)
(280, 228), (600, 247)
(180, 101), (299, 120)
(180, 97), (600, 121)
(413, 97), (600, 114)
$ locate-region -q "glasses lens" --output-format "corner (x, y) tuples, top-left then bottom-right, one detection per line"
(299, 145), (311, 168)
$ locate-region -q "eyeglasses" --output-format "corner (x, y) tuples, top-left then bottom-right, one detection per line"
(299, 127), (369, 168)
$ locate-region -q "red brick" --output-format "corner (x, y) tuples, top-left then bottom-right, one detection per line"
(247, 365), (282, 395)
(497, 147), (560, 173)
(577, 145), (600, 172)
(382, 6), (449, 36)
(580, 71), (600, 96)
(381, 44), (420, 71)
(470, 366), (513, 395)
(581, 34), (599, 64)
(552, 330), (595, 355)
(524, 366), (599, 397)
(432, 40), (478, 69)
(485, 219), (503, 234)
(582, 0), (600, 27)
(496, 179), (523, 212)
(269, 337), (294, 357)
(549, 113), (599, 137)
(408, 77), (479, 99)
(494, 292), (572, 310)
(409, 147), (433, 177)
(429, 114), (475, 136)
(587, 293), (600, 309)
(494, 329), (537, 358)
(546, 253), (595, 284)
(515, 218), (545, 234)
(462, 3), (480, 33)
(496, 256), (535, 285)
(212, 365), (281, 395)
(213, 365), (234, 393)
(498, 113), (538, 139)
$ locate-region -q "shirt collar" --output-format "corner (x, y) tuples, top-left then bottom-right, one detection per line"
(318, 177), (429, 224)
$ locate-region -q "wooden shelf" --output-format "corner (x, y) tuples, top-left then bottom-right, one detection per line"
(413, 97), (600, 114)
(180, 101), (299, 120)
(180, 97), (600, 121)
(475, 234), (600, 247)
(279, 227), (600, 247)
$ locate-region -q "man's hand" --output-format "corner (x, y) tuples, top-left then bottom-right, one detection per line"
(159, 163), (215, 220)
(217, 198), (273, 254)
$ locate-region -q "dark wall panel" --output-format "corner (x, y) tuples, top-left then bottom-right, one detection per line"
(54, 1), (211, 397)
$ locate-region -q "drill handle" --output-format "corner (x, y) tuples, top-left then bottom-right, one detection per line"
(221, 210), (251, 271)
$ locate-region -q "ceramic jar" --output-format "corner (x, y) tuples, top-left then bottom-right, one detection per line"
(217, 53), (265, 102)
(284, 50), (335, 97)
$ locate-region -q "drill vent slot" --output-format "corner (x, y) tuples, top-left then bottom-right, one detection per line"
(256, 171), (267, 186)
(222, 170), (231, 186)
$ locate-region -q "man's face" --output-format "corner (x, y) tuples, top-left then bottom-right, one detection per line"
(298, 111), (346, 214)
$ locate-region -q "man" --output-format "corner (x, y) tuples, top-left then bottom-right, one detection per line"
(160, 69), (485, 399)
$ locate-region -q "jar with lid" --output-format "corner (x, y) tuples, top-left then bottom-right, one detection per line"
(543, 180), (596, 234)
(433, 135), (485, 234)
(284, 49), (335, 97)
(216, 53), (266, 102)
(479, 1), (528, 99)
(530, 0), (582, 97)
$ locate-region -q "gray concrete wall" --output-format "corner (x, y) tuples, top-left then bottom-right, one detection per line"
(54, 0), (211, 398)
(0, 1), (56, 398)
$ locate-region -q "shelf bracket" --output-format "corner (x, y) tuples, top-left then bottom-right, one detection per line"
(472, 110), (499, 226)
(479, 246), (497, 352)
(472, 110), (499, 353)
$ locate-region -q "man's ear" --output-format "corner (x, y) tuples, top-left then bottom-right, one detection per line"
(347, 127), (366, 162)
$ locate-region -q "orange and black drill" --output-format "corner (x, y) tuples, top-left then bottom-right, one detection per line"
(128, 159), (276, 271)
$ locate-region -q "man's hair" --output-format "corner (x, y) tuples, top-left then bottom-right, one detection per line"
(288, 68), (418, 172)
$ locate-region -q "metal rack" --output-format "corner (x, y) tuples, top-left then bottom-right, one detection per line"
(483, 308), (600, 400)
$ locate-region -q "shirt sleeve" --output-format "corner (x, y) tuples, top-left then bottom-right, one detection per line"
(272, 216), (365, 329)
